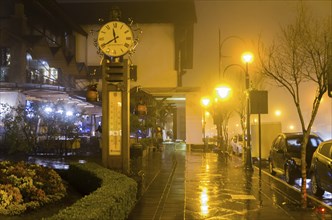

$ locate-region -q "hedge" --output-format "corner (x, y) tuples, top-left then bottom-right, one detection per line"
(45, 162), (137, 220)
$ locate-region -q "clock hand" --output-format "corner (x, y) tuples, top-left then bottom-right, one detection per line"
(101, 36), (119, 47)
(113, 29), (117, 43)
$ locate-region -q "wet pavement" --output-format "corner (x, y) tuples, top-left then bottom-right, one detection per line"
(2, 147), (331, 219)
(128, 147), (332, 220)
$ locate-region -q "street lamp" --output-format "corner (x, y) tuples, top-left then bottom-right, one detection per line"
(201, 97), (211, 152)
(218, 33), (253, 170)
(241, 51), (254, 171)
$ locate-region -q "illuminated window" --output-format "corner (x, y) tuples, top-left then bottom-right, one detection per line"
(0, 47), (10, 82)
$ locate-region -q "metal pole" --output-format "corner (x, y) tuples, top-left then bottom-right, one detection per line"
(258, 113), (261, 176)
(122, 60), (130, 174)
(245, 62), (253, 171)
(203, 110), (208, 152)
(101, 56), (109, 168)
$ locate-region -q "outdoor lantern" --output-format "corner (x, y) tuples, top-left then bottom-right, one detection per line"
(135, 97), (147, 115)
(86, 84), (99, 102)
(136, 104), (147, 115)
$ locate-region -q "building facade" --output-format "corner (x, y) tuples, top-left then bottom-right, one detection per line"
(0, 0), (200, 145)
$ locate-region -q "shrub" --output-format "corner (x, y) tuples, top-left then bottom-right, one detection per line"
(0, 161), (66, 215)
(46, 162), (137, 220)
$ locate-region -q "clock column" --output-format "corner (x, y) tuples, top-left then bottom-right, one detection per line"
(98, 7), (138, 174)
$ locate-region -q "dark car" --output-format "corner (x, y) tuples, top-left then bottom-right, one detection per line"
(269, 132), (323, 184)
(309, 140), (332, 196)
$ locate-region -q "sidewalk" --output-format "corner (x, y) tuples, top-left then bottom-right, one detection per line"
(128, 148), (331, 220)
(128, 146), (185, 219)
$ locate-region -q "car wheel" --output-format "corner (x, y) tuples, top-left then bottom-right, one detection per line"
(311, 173), (325, 197)
(269, 160), (276, 175)
(285, 166), (295, 184)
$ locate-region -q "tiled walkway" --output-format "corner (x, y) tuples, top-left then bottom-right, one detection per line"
(128, 147), (185, 219)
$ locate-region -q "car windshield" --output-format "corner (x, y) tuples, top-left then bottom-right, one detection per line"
(286, 136), (321, 152)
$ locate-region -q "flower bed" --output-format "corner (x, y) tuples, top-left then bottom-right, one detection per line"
(0, 161), (66, 215)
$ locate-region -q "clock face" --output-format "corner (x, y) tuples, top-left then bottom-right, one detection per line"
(98, 21), (134, 57)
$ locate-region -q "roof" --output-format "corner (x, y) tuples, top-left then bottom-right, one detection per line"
(57, 1), (197, 25)
(279, 132), (322, 139)
(20, 0), (87, 36)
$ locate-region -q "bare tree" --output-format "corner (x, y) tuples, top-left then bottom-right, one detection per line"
(258, 5), (329, 208)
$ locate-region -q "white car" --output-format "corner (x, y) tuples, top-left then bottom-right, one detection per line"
(175, 139), (186, 151)
(230, 135), (243, 155)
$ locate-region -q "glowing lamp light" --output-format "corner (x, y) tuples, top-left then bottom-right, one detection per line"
(215, 85), (231, 99)
(316, 206), (326, 214)
(44, 107), (52, 113)
(275, 110), (281, 116)
(241, 51), (254, 63)
(201, 97), (211, 108)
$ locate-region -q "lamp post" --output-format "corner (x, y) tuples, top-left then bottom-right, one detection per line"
(218, 32), (246, 80)
(218, 32), (254, 170)
(201, 97), (211, 152)
(242, 51), (254, 171)
(220, 51), (253, 170)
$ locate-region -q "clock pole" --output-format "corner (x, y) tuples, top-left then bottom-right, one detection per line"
(98, 7), (138, 174)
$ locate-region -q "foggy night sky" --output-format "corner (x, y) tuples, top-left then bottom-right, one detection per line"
(183, 0), (332, 140)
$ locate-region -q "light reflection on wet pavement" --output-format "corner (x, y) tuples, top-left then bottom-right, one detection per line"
(184, 152), (330, 220)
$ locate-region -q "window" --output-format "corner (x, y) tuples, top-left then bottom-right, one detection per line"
(308, 137), (321, 148)
(319, 143), (332, 158)
(0, 47), (10, 82)
(287, 138), (301, 152)
(273, 136), (281, 150)
(26, 56), (58, 84)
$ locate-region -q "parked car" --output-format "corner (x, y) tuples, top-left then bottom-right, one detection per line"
(309, 139), (332, 196)
(269, 132), (323, 184)
(230, 134), (244, 156)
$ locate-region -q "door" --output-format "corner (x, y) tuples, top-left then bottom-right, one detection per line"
(316, 143), (332, 192)
(273, 136), (285, 170)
